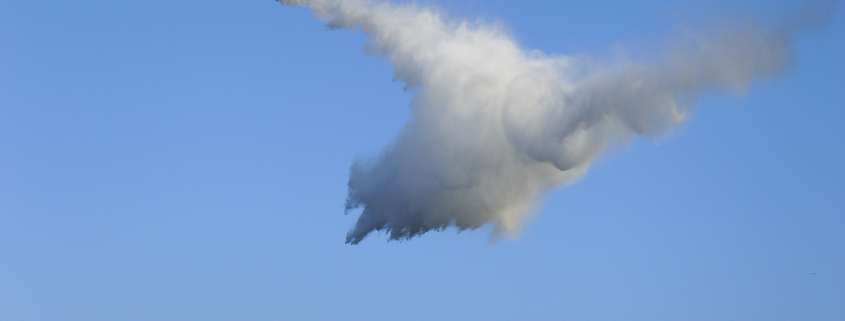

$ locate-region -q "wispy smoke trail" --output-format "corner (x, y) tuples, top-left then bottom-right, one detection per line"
(277, 0), (825, 244)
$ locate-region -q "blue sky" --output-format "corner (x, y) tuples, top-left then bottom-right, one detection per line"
(1, 0), (843, 320)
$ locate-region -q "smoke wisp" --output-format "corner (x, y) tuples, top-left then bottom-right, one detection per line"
(277, 0), (822, 244)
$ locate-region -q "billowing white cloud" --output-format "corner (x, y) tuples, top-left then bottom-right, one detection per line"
(277, 0), (821, 244)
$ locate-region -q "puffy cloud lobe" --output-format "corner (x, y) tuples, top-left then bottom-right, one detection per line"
(277, 0), (804, 244)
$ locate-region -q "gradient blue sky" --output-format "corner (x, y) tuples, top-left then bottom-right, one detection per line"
(2, 0), (843, 320)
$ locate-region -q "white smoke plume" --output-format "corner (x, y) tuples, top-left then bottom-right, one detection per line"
(276, 0), (828, 244)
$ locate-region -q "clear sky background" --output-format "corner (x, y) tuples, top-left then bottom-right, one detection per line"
(1, 0), (843, 320)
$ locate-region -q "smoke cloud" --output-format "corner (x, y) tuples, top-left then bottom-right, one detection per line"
(277, 0), (826, 244)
